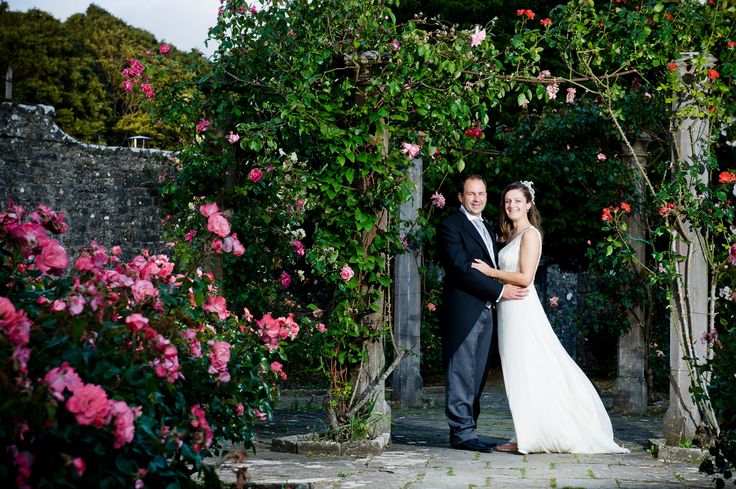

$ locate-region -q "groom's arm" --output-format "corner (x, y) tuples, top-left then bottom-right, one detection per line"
(437, 220), (504, 302)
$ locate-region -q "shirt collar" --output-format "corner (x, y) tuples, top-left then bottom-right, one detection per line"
(460, 205), (483, 222)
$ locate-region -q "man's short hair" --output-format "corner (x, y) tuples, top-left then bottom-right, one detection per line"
(459, 174), (486, 192)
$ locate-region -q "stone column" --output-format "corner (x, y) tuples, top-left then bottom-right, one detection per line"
(663, 52), (714, 444)
(613, 134), (652, 415)
(392, 157), (423, 407)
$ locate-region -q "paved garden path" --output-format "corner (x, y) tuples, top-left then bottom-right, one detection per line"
(211, 372), (713, 488)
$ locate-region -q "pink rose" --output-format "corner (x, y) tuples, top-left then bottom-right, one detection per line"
(470, 26), (486, 47)
(430, 192), (446, 209)
(35, 239), (69, 275)
(125, 313), (149, 333)
(196, 119), (210, 133)
(159, 43), (170, 55)
(230, 234), (245, 256)
(208, 341), (232, 382)
(339, 264), (355, 281)
(258, 313), (281, 338)
(270, 361), (287, 380)
(72, 457), (85, 476)
(50, 299), (67, 312)
(291, 239), (305, 256)
(110, 400), (140, 448)
(141, 83), (154, 99)
(253, 408), (267, 420)
(400, 142), (420, 159)
(66, 383), (112, 427)
(131, 279), (158, 303)
(199, 203), (219, 217)
(248, 168), (263, 183)
(44, 362), (83, 401)
(280, 271), (291, 289)
(204, 295), (230, 320)
(207, 213), (231, 238)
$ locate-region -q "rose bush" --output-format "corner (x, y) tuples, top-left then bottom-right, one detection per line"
(0, 201), (295, 488)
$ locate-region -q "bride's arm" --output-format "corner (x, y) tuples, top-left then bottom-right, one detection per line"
(471, 231), (541, 287)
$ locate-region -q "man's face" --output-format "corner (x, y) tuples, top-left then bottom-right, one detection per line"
(458, 178), (487, 217)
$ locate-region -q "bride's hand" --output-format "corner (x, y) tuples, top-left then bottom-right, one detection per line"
(471, 258), (495, 278)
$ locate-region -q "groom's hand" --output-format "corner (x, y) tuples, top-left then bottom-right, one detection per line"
(502, 285), (529, 301)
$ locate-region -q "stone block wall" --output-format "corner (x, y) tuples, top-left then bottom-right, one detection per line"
(0, 102), (171, 258)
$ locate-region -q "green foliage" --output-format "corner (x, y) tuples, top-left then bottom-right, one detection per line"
(0, 2), (203, 147)
(135, 0), (735, 451)
(140, 0), (562, 432)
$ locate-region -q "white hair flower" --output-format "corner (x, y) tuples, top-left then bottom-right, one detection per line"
(520, 181), (535, 203)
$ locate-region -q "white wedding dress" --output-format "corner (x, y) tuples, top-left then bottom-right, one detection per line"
(497, 227), (629, 454)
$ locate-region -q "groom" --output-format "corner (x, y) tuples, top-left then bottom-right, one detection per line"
(436, 174), (527, 452)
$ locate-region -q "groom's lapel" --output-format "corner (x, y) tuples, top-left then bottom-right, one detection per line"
(482, 221), (498, 268)
(461, 215), (495, 264)
(460, 214), (486, 249)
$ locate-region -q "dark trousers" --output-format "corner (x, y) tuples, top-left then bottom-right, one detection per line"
(445, 306), (494, 444)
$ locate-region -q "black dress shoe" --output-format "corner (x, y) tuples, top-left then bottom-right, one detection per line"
(451, 438), (494, 453)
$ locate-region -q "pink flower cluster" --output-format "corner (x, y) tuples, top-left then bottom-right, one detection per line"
(207, 341), (232, 382)
(190, 404), (213, 452)
(53, 244), (174, 325)
(0, 296), (32, 379)
(270, 361), (287, 380)
(291, 239), (305, 256)
(401, 142), (420, 159)
(431, 192), (446, 209)
(196, 119), (210, 133)
(199, 202), (244, 256)
(44, 363), (141, 447)
(470, 26), (486, 47)
(2, 202), (70, 276)
(9, 445), (34, 489)
(204, 294), (231, 320)
(121, 58), (155, 99)
(255, 313), (300, 351)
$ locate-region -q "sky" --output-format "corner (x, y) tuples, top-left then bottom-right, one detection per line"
(5, 1), (220, 56)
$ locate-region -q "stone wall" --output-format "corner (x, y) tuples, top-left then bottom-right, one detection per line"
(0, 102), (171, 258)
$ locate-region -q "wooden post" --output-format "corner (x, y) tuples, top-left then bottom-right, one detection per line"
(392, 157), (423, 407)
(5, 66), (12, 101)
(613, 134), (652, 414)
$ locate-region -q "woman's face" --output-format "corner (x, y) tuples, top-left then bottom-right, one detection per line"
(504, 188), (531, 222)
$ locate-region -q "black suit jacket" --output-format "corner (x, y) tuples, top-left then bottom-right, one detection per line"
(436, 209), (503, 364)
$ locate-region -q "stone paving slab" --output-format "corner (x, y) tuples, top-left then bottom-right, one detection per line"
(210, 375), (714, 488)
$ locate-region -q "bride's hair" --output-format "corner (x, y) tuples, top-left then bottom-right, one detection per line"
(498, 181), (542, 243)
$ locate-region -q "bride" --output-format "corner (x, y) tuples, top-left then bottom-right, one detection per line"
(471, 181), (629, 455)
